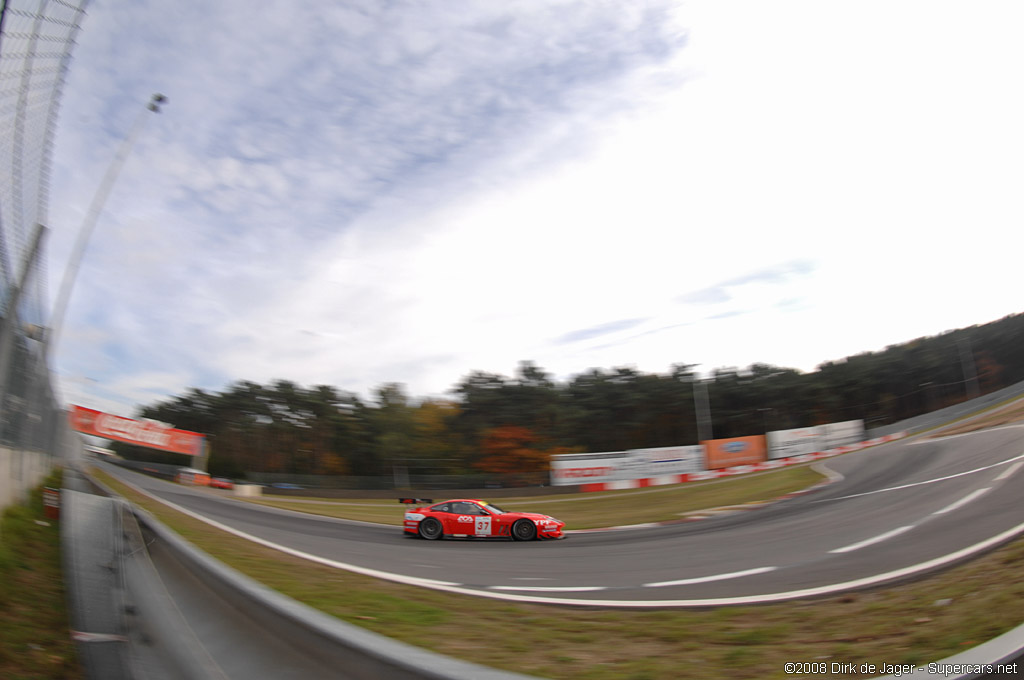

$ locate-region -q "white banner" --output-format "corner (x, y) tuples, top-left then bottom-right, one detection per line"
(824, 419), (865, 449)
(767, 426), (826, 460)
(628, 446), (705, 476)
(550, 451), (628, 486)
(550, 446), (705, 485)
(767, 419), (867, 459)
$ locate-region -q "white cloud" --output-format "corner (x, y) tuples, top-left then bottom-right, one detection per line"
(45, 0), (1024, 414)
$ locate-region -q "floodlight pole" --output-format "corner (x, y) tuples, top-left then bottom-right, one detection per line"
(692, 374), (713, 443)
(45, 94), (167, 363)
(957, 336), (980, 401)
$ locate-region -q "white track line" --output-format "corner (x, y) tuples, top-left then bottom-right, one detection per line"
(932, 488), (991, 516)
(489, 585), (607, 593)
(644, 566), (776, 588)
(822, 453), (1024, 503)
(830, 526), (915, 554)
(995, 461), (1023, 481)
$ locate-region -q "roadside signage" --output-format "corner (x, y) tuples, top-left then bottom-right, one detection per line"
(69, 405), (205, 456)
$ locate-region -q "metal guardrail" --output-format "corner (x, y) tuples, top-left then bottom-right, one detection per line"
(74, 467), (542, 680)
(868, 378), (1024, 439)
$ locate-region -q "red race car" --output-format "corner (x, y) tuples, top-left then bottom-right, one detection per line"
(400, 498), (565, 541)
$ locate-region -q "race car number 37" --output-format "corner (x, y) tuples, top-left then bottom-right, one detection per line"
(457, 515), (492, 535)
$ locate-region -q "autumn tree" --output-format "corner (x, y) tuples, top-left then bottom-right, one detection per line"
(410, 399), (469, 472)
(473, 425), (550, 485)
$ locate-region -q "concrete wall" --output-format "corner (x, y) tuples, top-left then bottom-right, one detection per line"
(868, 378), (1024, 439)
(0, 425), (83, 513)
(0, 447), (53, 511)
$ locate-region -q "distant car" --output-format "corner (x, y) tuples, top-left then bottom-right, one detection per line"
(400, 498), (565, 541)
(210, 478), (234, 490)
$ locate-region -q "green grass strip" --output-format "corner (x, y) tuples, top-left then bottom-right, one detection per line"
(240, 464), (825, 529)
(0, 469), (82, 680)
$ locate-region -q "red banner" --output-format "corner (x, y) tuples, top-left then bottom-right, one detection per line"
(69, 405), (205, 456)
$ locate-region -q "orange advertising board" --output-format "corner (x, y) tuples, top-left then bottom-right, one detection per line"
(69, 405), (205, 456)
(703, 435), (767, 470)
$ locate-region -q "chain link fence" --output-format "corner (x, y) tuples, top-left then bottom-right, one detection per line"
(1, 0), (90, 511)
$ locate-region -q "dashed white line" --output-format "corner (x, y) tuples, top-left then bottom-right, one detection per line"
(644, 566), (776, 588)
(995, 461), (1023, 481)
(489, 585), (607, 592)
(821, 453), (1024, 503)
(830, 525), (915, 554)
(932, 488), (991, 516)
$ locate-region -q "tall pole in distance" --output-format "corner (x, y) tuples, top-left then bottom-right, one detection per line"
(45, 94), (167, 364)
(957, 336), (981, 401)
(693, 375), (713, 443)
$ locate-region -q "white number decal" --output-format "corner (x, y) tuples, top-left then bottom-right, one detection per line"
(475, 516), (491, 535)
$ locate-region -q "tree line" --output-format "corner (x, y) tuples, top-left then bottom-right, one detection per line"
(113, 313), (1024, 483)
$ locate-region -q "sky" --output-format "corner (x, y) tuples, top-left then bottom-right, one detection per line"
(46, 0), (1024, 416)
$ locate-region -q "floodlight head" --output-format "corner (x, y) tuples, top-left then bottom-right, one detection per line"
(148, 93), (168, 112)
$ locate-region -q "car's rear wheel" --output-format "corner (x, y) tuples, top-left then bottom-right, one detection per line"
(418, 518), (443, 540)
(512, 519), (536, 541)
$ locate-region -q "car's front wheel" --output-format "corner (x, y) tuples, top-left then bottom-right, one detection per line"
(418, 518), (443, 540)
(512, 519), (537, 541)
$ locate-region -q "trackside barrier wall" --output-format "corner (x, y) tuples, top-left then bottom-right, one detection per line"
(879, 622), (1024, 679)
(767, 426), (825, 460)
(704, 435), (767, 470)
(566, 433), (906, 492)
(767, 420), (865, 460)
(822, 419), (865, 450)
(549, 446), (705, 487)
(0, 447), (52, 509)
(869, 378), (1024, 439)
(552, 418), (873, 489)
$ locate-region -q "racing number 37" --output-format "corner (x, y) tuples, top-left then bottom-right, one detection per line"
(475, 516), (491, 535)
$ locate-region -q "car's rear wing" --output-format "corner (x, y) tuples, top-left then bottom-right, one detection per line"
(398, 498), (433, 504)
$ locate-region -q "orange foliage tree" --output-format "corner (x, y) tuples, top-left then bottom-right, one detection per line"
(473, 425), (581, 486)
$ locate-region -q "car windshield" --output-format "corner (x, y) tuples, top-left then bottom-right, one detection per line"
(483, 502), (508, 514)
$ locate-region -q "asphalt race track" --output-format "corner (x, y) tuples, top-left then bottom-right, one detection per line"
(99, 424), (1024, 607)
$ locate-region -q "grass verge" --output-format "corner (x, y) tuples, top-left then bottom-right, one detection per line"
(93, 465), (1024, 680)
(240, 464), (825, 529)
(0, 469), (82, 680)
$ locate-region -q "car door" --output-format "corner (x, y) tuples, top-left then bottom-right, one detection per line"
(449, 501), (492, 536)
(469, 503), (493, 536)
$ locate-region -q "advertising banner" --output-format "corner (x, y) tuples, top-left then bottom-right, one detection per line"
(628, 446), (705, 476)
(824, 420), (865, 450)
(550, 446), (706, 486)
(704, 435), (767, 470)
(550, 451), (628, 486)
(767, 426), (826, 460)
(69, 405), (205, 456)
